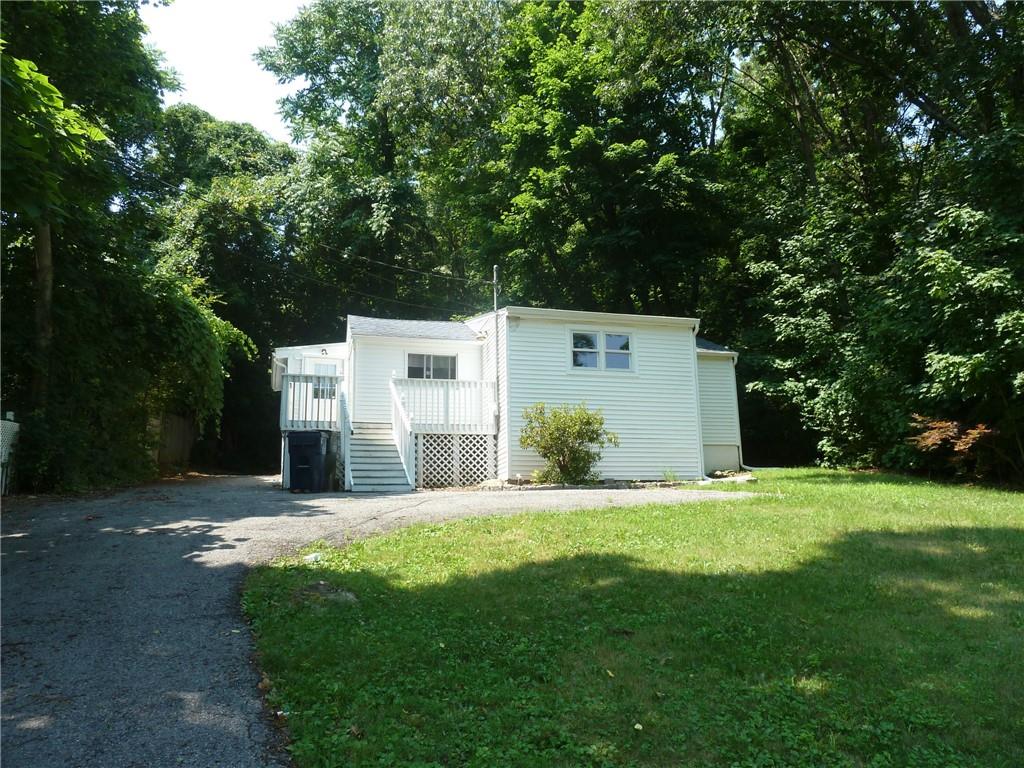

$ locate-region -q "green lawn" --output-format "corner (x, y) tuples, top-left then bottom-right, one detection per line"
(243, 469), (1024, 767)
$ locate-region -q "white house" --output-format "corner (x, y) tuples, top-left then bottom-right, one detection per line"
(271, 306), (744, 492)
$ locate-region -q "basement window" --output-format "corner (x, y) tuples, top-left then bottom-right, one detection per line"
(407, 354), (457, 380)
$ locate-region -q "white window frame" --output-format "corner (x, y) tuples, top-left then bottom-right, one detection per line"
(406, 353), (458, 380)
(312, 362), (338, 400)
(569, 329), (634, 372)
(570, 331), (600, 370)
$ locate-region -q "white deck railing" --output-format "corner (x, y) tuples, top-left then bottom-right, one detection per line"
(389, 380), (415, 486)
(339, 389), (353, 491)
(391, 378), (497, 435)
(280, 374), (344, 430)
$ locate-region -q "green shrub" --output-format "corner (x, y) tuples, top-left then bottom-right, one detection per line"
(519, 402), (619, 484)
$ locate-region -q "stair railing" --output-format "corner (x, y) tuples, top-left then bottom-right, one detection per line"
(389, 378), (415, 487)
(339, 391), (354, 491)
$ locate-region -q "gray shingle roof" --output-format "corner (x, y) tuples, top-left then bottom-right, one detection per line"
(347, 315), (479, 341)
(696, 337), (733, 353)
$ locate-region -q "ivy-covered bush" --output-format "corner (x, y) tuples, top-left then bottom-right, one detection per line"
(519, 402), (619, 484)
(4, 256), (252, 491)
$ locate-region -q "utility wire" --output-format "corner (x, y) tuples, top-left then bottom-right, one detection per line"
(109, 162), (488, 316)
(270, 259), (488, 316)
(105, 152), (493, 317)
(105, 142), (492, 288)
(15, 111), (494, 295)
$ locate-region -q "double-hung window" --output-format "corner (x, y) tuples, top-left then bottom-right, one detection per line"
(312, 363), (337, 399)
(604, 333), (631, 369)
(407, 354), (457, 380)
(571, 332), (599, 368)
(571, 331), (632, 370)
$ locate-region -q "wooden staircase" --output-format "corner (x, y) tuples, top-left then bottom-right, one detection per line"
(348, 422), (413, 493)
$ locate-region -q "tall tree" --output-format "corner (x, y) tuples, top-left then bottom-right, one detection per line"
(0, 47), (107, 408)
(149, 108), (297, 470)
(725, 1), (1024, 477)
(1, 3), (251, 489)
(259, 0), (492, 318)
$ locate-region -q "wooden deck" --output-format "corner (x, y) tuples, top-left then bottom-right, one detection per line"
(390, 378), (497, 435)
(279, 374), (344, 431)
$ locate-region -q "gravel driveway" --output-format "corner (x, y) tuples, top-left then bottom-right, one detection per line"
(1, 475), (750, 767)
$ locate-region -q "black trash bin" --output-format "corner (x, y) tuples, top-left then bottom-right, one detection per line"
(288, 431), (328, 492)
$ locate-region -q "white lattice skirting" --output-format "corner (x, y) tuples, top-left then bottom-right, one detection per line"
(416, 433), (496, 488)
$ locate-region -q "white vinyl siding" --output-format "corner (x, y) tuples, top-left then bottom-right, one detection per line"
(505, 316), (701, 480)
(351, 338), (482, 422)
(697, 354), (741, 472)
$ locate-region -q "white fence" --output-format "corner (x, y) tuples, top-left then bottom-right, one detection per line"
(391, 378), (496, 434)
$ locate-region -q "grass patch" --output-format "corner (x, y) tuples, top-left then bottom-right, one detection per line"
(243, 469), (1024, 767)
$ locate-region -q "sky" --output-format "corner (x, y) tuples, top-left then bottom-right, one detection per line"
(139, 0), (307, 144)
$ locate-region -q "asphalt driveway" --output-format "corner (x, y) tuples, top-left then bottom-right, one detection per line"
(1, 475), (749, 767)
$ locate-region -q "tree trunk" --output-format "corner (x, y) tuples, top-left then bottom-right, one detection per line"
(31, 219), (53, 410)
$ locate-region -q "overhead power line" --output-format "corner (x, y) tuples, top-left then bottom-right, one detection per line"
(270, 260), (487, 316)
(104, 140), (493, 289)
(15, 113), (494, 301)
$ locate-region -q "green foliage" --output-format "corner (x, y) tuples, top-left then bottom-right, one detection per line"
(7, 0), (1024, 486)
(484, 1), (732, 312)
(519, 402), (619, 484)
(244, 469), (1024, 766)
(0, 46), (106, 219)
(153, 166), (297, 472)
(5, 251), (250, 490)
(260, 0), (492, 322)
(1, 0), (172, 144)
(1, 4), (253, 490)
(148, 104), (295, 193)
(724, 2), (1024, 480)
(145, 268), (255, 430)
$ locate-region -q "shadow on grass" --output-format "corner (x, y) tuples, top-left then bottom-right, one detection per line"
(247, 525), (1024, 767)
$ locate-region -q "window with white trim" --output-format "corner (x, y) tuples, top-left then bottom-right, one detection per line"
(407, 353), (457, 380)
(571, 332), (599, 368)
(571, 331), (632, 370)
(312, 363), (337, 399)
